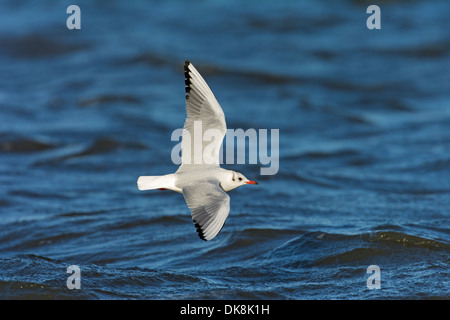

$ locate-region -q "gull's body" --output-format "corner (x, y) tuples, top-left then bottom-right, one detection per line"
(137, 60), (257, 241)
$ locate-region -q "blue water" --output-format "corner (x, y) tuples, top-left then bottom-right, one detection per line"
(0, 0), (449, 300)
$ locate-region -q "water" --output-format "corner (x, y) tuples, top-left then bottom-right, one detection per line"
(0, 0), (449, 300)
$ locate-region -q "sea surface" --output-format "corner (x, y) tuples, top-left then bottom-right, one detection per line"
(0, 0), (449, 300)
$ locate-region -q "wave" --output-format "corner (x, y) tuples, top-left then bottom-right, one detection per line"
(306, 172), (450, 195)
(314, 247), (386, 266)
(33, 137), (148, 165)
(106, 215), (189, 232)
(397, 158), (450, 173)
(270, 171), (340, 190)
(0, 254), (209, 299)
(374, 41), (450, 59)
(366, 231), (450, 250)
(0, 137), (55, 153)
(283, 148), (360, 160)
(264, 229), (450, 269)
(78, 94), (141, 107)
(0, 33), (91, 59)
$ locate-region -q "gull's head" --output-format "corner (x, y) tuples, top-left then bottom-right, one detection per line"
(221, 171), (258, 192)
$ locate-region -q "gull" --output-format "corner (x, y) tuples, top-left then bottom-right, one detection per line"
(137, 60), (258, 241)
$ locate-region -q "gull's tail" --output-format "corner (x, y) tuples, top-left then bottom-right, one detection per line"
(137, 174), (180, 193)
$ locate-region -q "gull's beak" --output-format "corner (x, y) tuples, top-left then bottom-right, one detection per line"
(246, 180), (258, 185)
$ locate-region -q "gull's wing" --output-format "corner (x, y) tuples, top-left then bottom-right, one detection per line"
(182, 60), (227, 166)
(182, 182), (230, 241)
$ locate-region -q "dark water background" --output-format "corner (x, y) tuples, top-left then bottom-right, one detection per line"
(0, 0), (449, 299)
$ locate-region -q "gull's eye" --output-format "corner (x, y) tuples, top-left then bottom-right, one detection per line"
(238, 177), (242, 181)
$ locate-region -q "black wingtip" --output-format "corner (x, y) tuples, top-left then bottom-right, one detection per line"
(193, 219), (207, 241)
(184, 60), (191, 94)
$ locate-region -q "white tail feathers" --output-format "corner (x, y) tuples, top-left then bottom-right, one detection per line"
(137, 174), (181, 193)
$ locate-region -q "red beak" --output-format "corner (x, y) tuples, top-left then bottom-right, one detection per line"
(246, 180), (258, 185)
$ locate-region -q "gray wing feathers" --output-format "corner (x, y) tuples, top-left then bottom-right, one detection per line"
(182, 182), (230, 241)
